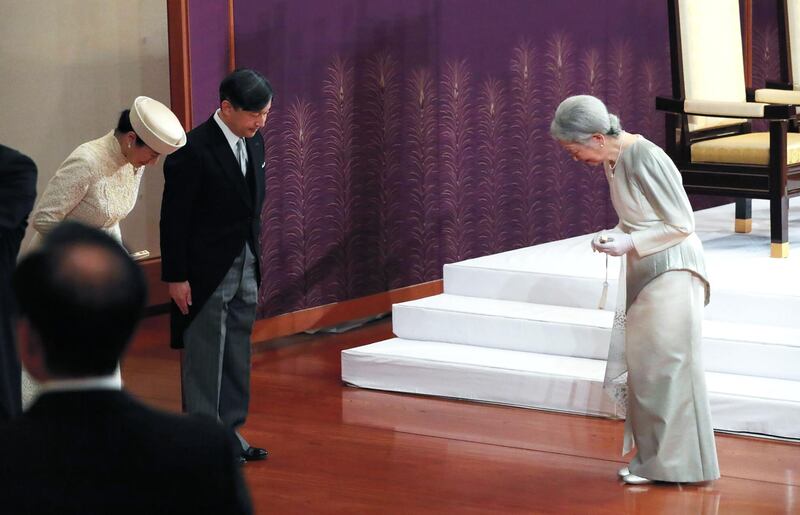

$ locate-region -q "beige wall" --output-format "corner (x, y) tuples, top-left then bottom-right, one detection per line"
(0, 0), (170, 256)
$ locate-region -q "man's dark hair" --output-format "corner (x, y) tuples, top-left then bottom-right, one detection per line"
(219, 68), (274, 111)
(13, 222), (147, 377)
(114, 109), (147, 147)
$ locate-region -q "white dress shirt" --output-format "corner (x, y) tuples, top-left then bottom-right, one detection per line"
(39, 373), (122, 395)
(213, 109), (247, 175)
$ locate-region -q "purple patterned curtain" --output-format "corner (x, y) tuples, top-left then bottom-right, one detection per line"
(196, 0), (768, 318)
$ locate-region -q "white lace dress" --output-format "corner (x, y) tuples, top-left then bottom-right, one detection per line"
(30, 130), (143, 245)
(23, 131), (142, 406)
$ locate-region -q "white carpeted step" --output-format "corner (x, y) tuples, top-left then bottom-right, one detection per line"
(443, 251), (800, 330)
(444, 200), (800, 329)
(443, 234), (622, 309)
(392, 294), (800, 381)
(342, 337), (618, 417)
(342, 200), (800, 440)
(341, 338), (800, 439)
(393, 294), (613, 359)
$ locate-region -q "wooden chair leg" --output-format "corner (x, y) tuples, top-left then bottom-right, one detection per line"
(769, 120), (789, 258)
(735, 198), (752, 233)
(770, 196), (789, 258)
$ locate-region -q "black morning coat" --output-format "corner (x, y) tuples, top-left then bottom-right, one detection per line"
(160, 117), (265, 348)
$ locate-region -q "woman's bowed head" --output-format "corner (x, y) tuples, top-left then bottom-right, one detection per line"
(115, 96), (187, 168)
(550, 94), (624, 167)
(551, 95), (634, 256)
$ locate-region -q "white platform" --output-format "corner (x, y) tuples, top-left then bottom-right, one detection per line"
(342, 200), (800, 439)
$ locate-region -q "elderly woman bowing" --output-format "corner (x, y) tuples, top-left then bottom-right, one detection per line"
(551, 95), (719, 485)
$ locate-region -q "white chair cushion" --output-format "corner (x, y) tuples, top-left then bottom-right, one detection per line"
(754, 88), (800, 105)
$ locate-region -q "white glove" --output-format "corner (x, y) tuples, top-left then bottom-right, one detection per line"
(590, 232), (604, 252)
(590, 231), (615, 252)
(593, 232), (635, 257)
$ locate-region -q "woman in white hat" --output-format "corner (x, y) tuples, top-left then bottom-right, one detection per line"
(30, 96), (186, 246)
(23, 96), (185, 406)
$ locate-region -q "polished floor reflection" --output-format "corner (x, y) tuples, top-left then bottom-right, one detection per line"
(124, 315), (800, 514)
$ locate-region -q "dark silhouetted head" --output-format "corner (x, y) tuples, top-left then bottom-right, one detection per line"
(13, 222), (147, 377)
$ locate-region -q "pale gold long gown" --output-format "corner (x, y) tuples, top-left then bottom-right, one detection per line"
(605, 135), (719, 482)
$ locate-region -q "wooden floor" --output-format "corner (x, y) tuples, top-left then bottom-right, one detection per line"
(123, 314), (800, 515)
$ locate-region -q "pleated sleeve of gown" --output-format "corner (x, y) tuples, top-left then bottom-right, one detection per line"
(610, 138), (709, 307)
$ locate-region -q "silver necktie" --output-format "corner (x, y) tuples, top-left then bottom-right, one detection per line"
(236, 138), (247, 176)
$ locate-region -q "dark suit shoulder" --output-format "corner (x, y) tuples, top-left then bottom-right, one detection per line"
(165, 116), (216, 158)
(0, 144), (34, 164)
(0, 390), (251, 515)
(163, 132), (207, 177)
(0, 144), (37, 187)
(186, 115), (223, 143)
(12, 390), (231, 451)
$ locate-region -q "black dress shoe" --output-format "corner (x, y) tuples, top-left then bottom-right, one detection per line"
(238, 456), (247, 466)
(241, 446), (268, 461)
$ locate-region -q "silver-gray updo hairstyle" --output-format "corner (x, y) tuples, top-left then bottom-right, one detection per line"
(549, 94), (622, 143)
